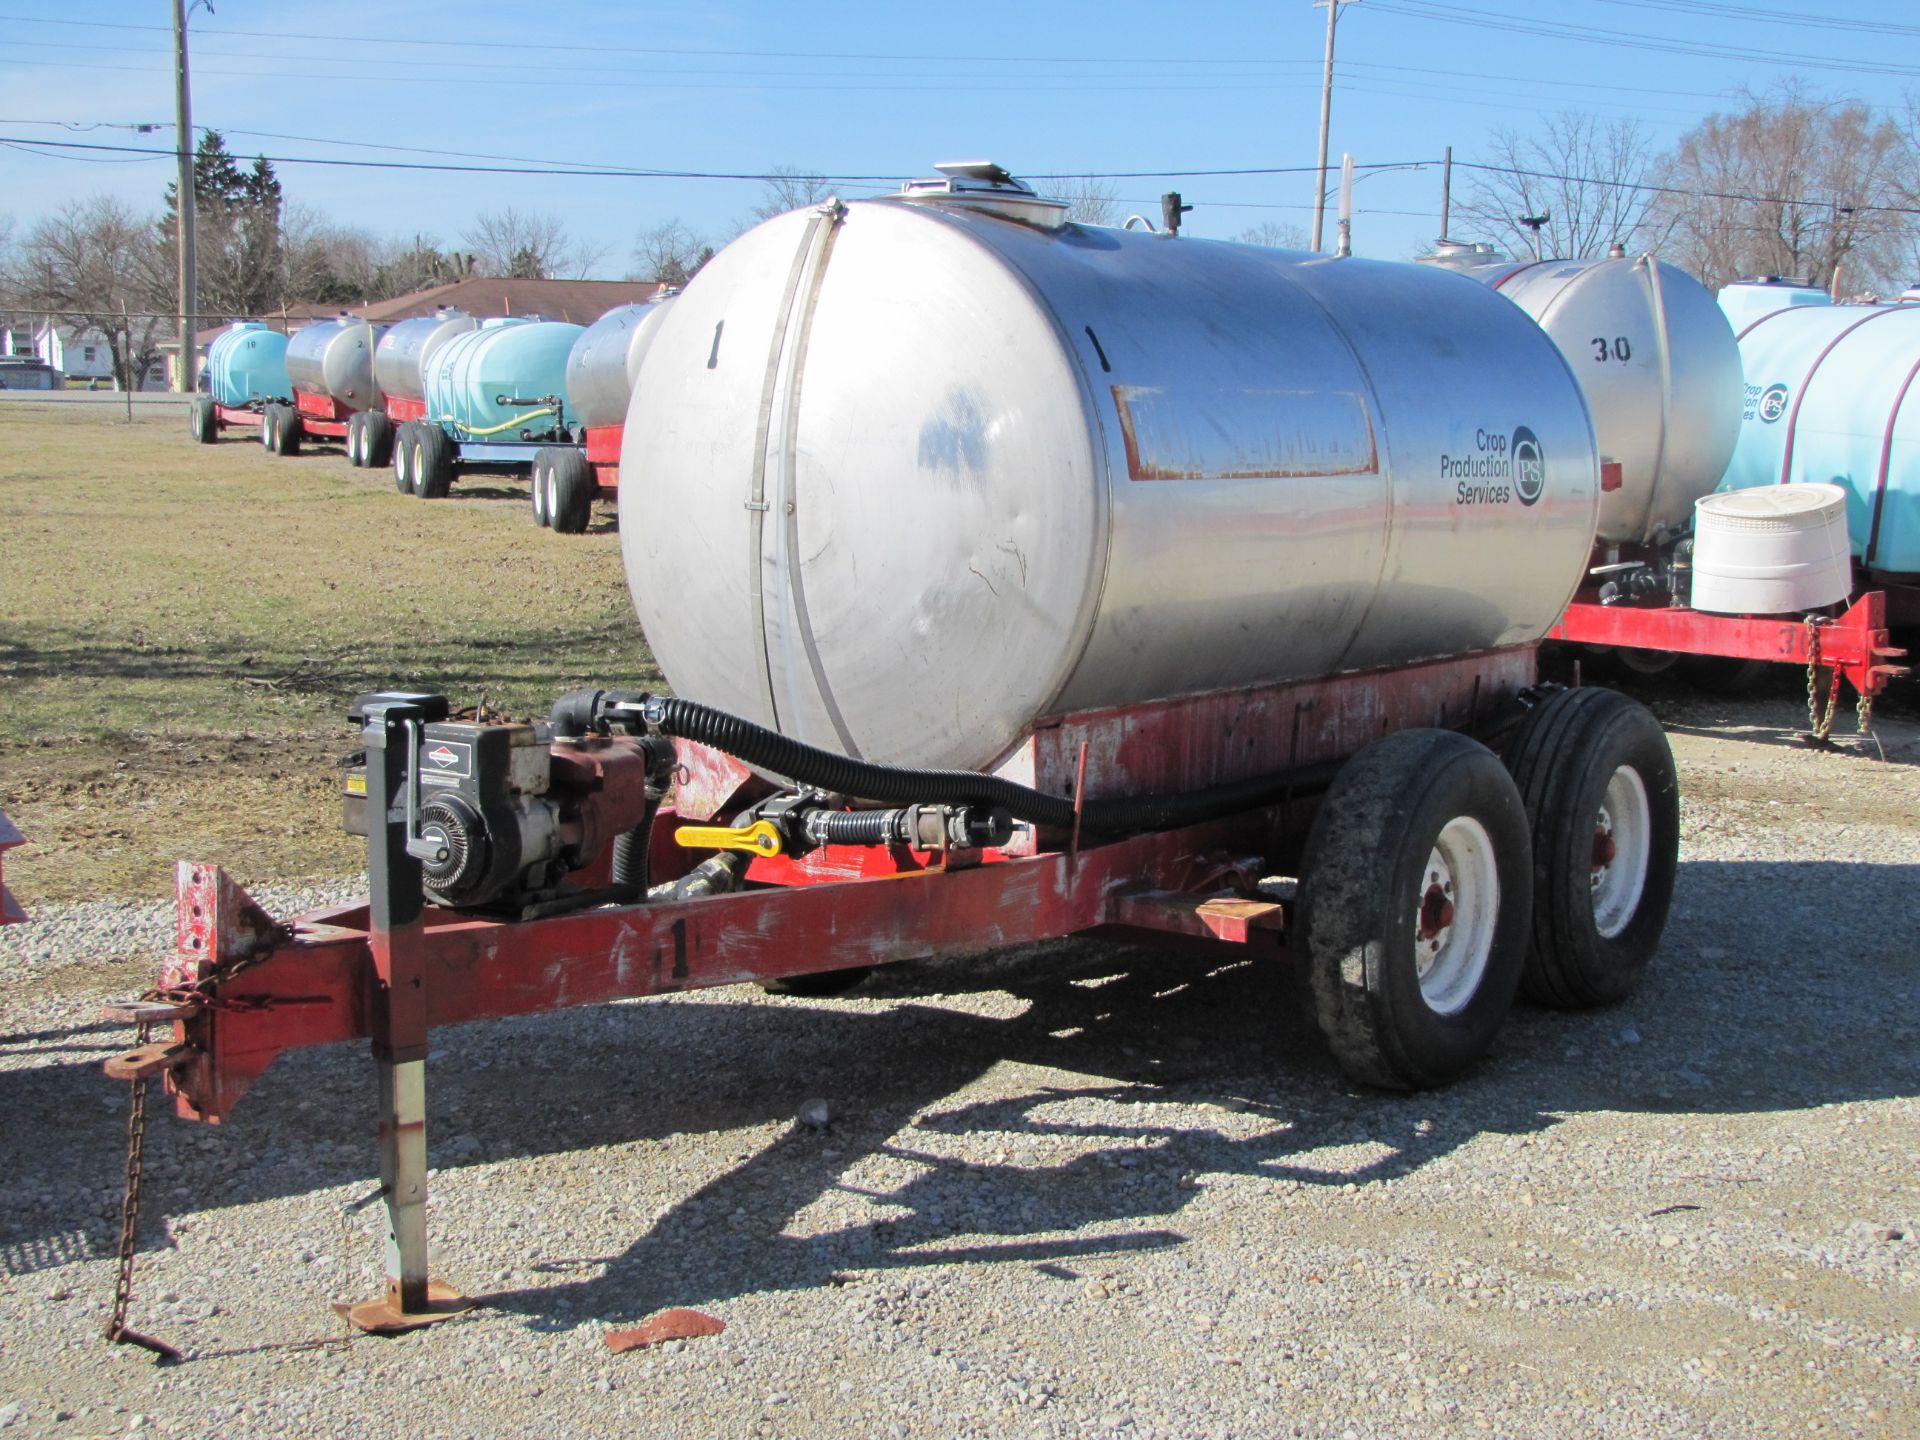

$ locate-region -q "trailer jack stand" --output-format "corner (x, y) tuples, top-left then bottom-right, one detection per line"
(331, 696), (476, 1336)
(332, 1055), (474, 1336)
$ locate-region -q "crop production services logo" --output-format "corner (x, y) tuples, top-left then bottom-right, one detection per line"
(1512, 426), (1544, 506)
(1758, 383), (1790, 423)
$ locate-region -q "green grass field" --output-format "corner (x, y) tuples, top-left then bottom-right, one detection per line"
(0, 403), (659, 902)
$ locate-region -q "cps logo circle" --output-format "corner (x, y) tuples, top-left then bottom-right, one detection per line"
(1511, 426), (1545, 506)
(1758, 383), (1790, 423)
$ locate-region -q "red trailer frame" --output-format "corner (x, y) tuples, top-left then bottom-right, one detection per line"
(105, 646), (1534, 1336)
(289, 389), (354, 443)
(583, 421), (622, 501)
(202, 401), (269, 437)
(1550, 571), (1908, 738)
(383, 394), (427, 426)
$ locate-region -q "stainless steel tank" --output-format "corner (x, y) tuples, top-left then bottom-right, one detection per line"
(285, 316), (383, 410)
(373, 308), (477, 403)
(1423, 251), (1743, 545)
(564, 297), (677, 430)
(621, 166), (1601, 773)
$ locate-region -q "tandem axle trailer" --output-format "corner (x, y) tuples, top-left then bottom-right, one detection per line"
(102, 644), (1679, 1346)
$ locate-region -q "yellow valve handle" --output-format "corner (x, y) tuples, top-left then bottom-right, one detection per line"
(673, 819), (784, 856)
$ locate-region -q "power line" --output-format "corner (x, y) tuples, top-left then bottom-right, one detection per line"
(8, 131), (1912, 221)
(1452, 158), (1920, 216)
(1585, 0), (1920, 37)
(0, 56), (1339, 95)
(0, 11), (1304, 65)
(1367, 0), (1920, 78)
(0, 133), (1429, 184)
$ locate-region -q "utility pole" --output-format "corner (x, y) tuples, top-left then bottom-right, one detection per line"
(1440, 144), (1453, 240)
(1311, 0), (1359, 253)
(171, 0), (196, 393)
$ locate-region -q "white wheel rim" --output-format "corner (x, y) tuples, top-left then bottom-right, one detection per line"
(1413, 815), (1499, 1015)
(1590, 765), (1651, 939)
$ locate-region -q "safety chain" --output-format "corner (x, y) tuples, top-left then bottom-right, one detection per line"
(106, 1019), (179, 1362)
(141, 919), (296, 1011)
(1804, 617), (1842, 743)
(103, 912), (294, 1361)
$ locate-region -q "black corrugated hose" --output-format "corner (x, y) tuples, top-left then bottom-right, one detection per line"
(645, 695), (1342, 836)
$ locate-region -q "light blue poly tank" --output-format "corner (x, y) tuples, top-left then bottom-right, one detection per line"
(1717, 278), (1831, 334)
(1718, 301), (1920, 577)
(422, 317), (584, 440)
(204, 321), (290, 407)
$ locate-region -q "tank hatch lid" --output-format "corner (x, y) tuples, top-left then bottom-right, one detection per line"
(1417, 238), (1508, 268)
(894, 160), (1069, 229)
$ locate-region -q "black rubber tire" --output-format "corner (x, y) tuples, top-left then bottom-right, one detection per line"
(189, 395), (217, 444)
(1681, 654), (1772, 696)
(270, 404), (302, 457)
(529, 448), (557, 528)
(411, 424), (453, 499)
(1503, 687), (1679, 1009)
(548, 447), (595, 534)
(1298, 728), (1532, 1090)
(261, 404), (281, 452)
(1615, 646), (1678, 678)
(759, 967), (876, 998)
(362, 410), (395, 470)
(345, 412), (366, 467)
(392, 422), (416, 494)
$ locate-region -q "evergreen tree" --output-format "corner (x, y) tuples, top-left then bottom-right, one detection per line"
(159, 130), (287, 319)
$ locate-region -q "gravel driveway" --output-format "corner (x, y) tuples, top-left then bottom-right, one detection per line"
(0, 683), (1914, 1439)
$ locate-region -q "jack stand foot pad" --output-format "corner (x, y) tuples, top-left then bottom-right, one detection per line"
(333, 1281), (475, 1335)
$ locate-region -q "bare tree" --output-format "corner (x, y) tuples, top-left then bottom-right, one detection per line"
(1650, 83), (1919, 294)
(0, 213), (17, 304)
(630, 219), (713, 288)
(281, 203), (383, 304)
(370, 234), (465, 300)
(1454, 113), (1662, 259)
(1234, 220), (1311, 250)
(752, 166), (832, 221)
(12, 195), (170, 389)
(460, 207), (604, 280)
(1045, 177), (1122, 227)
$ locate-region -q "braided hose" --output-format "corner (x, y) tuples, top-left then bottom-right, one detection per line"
(647, 696), (1341, 836)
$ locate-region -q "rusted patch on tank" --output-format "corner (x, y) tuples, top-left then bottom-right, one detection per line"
(1111, 384), (1378, 481)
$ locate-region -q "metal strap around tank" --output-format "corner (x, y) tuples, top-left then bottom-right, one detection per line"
(1866, 353), (1920, 566)
(1734, 304), (1804, 342)
(775, 199), (862, 759)
(1640, 255), (1675, 522)
(1777, 307), (1907, 485)
(1490, 259), (1553, 292)
(746, 213), (831, 729)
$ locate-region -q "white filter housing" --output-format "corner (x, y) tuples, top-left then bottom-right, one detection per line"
(1690, 483), (1852, 615)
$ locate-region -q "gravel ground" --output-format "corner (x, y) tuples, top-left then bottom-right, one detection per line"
(0, 684), (1914, 1440)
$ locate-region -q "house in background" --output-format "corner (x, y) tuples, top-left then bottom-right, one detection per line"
(1, 323), (37, 361)
(0, 319), (146, 386)
(36, 322), (116, 380)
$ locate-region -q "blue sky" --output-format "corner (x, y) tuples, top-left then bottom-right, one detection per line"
(1, 0), (1914, 273)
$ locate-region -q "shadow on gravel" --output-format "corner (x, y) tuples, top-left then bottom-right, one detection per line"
(2, 860), (1915, 1331)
